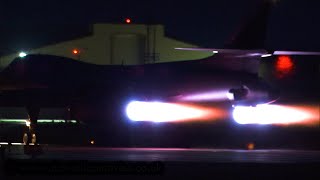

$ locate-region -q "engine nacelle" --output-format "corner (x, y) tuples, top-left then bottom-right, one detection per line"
(228, 85), (249, 101)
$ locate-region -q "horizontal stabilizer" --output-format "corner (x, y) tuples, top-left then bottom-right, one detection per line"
(176, 48), (320, 57)
(273, 51), (320, 56)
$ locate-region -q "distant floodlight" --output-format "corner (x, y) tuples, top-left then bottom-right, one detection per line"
(261, 54), (272, 58)
(19, 52), (27, 58)
(213, 51), (218, 54)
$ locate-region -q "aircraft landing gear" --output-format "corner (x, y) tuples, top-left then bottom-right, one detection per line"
(23, 106), (40, 145)
(23, 130), (37, 145)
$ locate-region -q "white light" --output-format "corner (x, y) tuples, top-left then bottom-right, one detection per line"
(213, 51), (218, 54)
(19, 52), (27, 58)
(26, 120), (31, 127)
(12, 143), (23, 145)
(261, 54), (272, 58)
(126, 101), (205, 122)
(233, 104), (310, 125)
(226, 92), (234, 100)
(0, 142), (8, 145)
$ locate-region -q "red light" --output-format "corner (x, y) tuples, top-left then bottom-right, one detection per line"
(277, 56), (293, 70)
(125, 18), (131, 24)
(247, 143), (255, 150)
(73, 49), (79, 54)
(275, 55), (294, 78)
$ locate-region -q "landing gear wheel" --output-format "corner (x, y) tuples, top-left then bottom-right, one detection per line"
(31, 133), (37, 144)
(23, 133), (28, 145)
(23, 132), (32, 145)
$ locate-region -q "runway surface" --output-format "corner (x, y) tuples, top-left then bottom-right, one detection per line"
(3, 146), (320, 163)
(2, 146), (320, 179)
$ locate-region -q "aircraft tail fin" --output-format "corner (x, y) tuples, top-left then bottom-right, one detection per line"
(224, 0), (277, 49)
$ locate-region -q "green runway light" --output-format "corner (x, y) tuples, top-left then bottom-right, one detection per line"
(53, 120), (65, 123)
(0, 119), (25, 123)
(0, 119), (77, 124)
(37, 119), (53, 123)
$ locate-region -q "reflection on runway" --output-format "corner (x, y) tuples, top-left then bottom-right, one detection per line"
(4, 146), (320, 163)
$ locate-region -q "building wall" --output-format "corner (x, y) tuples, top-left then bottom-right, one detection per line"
(0, 24), (212, 69)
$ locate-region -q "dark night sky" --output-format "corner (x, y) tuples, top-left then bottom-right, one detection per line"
(1, 0), (320, 55)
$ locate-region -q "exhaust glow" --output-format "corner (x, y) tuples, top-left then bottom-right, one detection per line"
(233, 104), (318, 125)
(178, 90), (229, 102)
(126, 101), (222, 122)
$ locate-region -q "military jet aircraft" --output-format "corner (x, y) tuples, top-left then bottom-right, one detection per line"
(0, 0), (318, 144)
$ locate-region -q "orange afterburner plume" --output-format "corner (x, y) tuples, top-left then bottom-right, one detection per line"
(125, 101), (228, 123)
(233, 103), (319, 126)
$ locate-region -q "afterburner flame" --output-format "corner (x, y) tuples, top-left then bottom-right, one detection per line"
(233, 104), (319, 126)
(125, 101), (226, 122)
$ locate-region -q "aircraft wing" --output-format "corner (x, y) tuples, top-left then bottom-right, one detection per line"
(175, 48), (267, 56)
(175, 48), (320, 57)
(273, 51), (320, 55)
